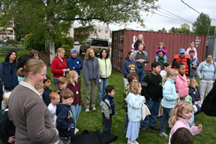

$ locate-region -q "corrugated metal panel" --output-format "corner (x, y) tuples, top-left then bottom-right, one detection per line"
(112, 29), (207, 72)
(207, 36), (216, 59)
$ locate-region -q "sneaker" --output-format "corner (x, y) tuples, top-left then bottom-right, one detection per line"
(92, 107), (96, 111)
(133, 141), (139, 144)
(141, 127), (147, 132)
(85, 109), (89, 113)
(150, 126), (160, 131)
(159, 132), (169, 139)
(127, 139), (132, 144)
(74, 128), (79, 134)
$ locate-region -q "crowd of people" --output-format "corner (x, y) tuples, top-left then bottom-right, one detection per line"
(0, 33), (215, 144)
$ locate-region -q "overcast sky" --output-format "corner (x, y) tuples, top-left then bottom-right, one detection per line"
(109, 0), (216, 31)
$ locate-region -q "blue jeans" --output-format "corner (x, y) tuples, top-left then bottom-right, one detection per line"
(102, 114), (112, 133)
(141, 100), (160, 128)
(54, 78), (58, 86)
(180, 98), (185, 101)
(159, 107), (172, 132)
(97, 78), (109, 104)
(155, 55), (167, 61)
(124, 114), (129, 132)
(138, 68), (145, 83)
(70, 104), (81, 125)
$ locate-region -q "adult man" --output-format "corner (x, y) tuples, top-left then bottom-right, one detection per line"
(154, 50), (170, 70)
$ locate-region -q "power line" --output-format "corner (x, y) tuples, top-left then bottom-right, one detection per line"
(157, 8), (193, 24)
(154, 12), (191, 23)
(180, 0), (200, 14)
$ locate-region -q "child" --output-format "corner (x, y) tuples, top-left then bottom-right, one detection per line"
(135, 44), (149, 83)
(56, 88), (75, 143)
(123, 74), (139, 133)
(35, 84), (44, 97)
(189, 79), (202, 115)
(126, 81), (145, 144)
(134, 34), (145, 51)
(67, 48), (83, 85)
(42, 75), (52, 106)
(160, 62), (171, 78)
(186, 42), (197, 58)
(159, 69), (179, 139)
(155, 42), (167, 62)
(54, 77), (67, 96)
(175, 63), (188, 101)
(169, 101), (202, 140)
(141, 62), (162, 132)
(67, 70), (82, 132)
(171, 128), (194, 144)
(100, 85), (115, 133)
(0, 92), (15, 144)
(189, 50), (199, 79)
(48, 92), (60, 125)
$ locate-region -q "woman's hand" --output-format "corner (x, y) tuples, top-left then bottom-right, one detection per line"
(8, 136), (15, 143)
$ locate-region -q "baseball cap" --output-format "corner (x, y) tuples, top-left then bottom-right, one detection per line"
(70, 48), (77, 54)
(179, 48), (185, 54)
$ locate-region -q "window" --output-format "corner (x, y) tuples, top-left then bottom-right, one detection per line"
(91, 40), (109, 47)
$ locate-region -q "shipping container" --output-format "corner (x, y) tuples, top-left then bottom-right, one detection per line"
(206, 36), (216, 60)
(111, 29), (207, 72)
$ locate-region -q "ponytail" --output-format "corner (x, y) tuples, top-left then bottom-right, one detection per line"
(161, 75), (168, 87)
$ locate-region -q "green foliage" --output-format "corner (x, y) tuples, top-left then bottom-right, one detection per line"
(60, 45), (71, 58)
(193, 13), (211, 35)
(158, 27), (167, 33)
(169, 24), (191, 34)
(24, 34), (45, 51)
(62, 37), (74, 48)
(24, 34), (33, 50)
(208, 26), (216, 36)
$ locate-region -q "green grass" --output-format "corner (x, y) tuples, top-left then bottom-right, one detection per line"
(1, 49), (216, 144)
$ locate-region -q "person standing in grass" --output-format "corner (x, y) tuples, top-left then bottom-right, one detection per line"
(97, 49), (112, 104)
(67, 48), (83, 85)
(125, 81), (145, 144)
(159, 69), (179, 139)
(54, 77), (67, 98)
(42, 75), (52, 106)
(141, 62), (162, 132)
(160, 62), (171, 78)
(154, 51), (170, 70)
(83, 48), (100, 113)
(100, 85), (115, 133)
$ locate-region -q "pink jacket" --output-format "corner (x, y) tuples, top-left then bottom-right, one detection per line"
(175, 74), (188, 98)
(171, 117), (201, 136)
(186, 47), (197, 58)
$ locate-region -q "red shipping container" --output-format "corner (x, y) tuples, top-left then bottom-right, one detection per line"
(111, 29), (207, 72)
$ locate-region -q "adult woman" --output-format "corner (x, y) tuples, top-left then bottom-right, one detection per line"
(197, 55), (216, 104)
(97, 49), (112, 104)
(83, 48), (100, 112)
(0, 50), (19, 92)
(9, 59), (59, 143)
(122, 51), (138, 86)
(51, 48), (69, 85)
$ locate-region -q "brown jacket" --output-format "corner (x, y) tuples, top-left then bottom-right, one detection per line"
(9, 81), (59, 144)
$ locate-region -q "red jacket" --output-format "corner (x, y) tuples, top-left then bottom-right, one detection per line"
(172, 54), (190, 76)
(51, 57), (67, 78)
(67, 83), (82, 106)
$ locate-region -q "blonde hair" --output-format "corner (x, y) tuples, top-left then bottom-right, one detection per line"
(157, 42), (165, 48)
(35, 84), (44, 90)
(135, 34), (145, 45)
(17, 59), (46, 78)
(162, 69), (178, 87)
(84, 48), (94, 60)
(169, 101), (193, 127)
(190, 79), (198, 88)
(55, 48), (65, 57)
(129, 81), (140, 95)
(67, 70), (78, 85)
(54, 77), (67, 92)
(49, 92), (60, 100)
(3, 92), (11, 105)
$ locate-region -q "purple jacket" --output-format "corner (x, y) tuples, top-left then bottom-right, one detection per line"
(189, 87), (201, 104)
(155, 48), (167, 55)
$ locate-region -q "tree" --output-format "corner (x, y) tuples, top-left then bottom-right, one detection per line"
(158, 27), (167, 33)
(0, 0), (158, 63)
(209, 26), (216, 36)
(192, 13), (211, 35)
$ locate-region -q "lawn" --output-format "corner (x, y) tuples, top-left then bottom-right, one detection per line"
(1, 49), (216, 144)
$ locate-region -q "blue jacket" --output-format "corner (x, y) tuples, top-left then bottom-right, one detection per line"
(56, 103), (75, 137)
(122, 58), (138, 78)
(42, 88), (52, 106)
(197, 60), (216, 80)
(161, 78), (178, 108)
(67, 57), (83, 76)
(104, 94), (115, 116)
(189, 87), (201, 104)
(125, 92), (144, 122)
(0, 61), (18, 91)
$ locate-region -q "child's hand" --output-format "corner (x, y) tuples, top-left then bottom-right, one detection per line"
(177, 95), (180, 99)
(198, 124), (202, 131)
(106, 117), (110, 120)
(196, 101), (200, 105)
(8, 136), (15, 143)
(68, 127), (70, 131)
(142, 96), (145, 100)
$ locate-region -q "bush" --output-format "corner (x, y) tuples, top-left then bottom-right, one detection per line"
(55, 36), (74, 50)
(24, 34), (45, 51)
(60, 45), (71, 58)
(24, 34), (33, 50)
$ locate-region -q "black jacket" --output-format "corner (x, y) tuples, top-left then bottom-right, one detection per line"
(56, 103), (75, 137)
(42, 88), (52, 106)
